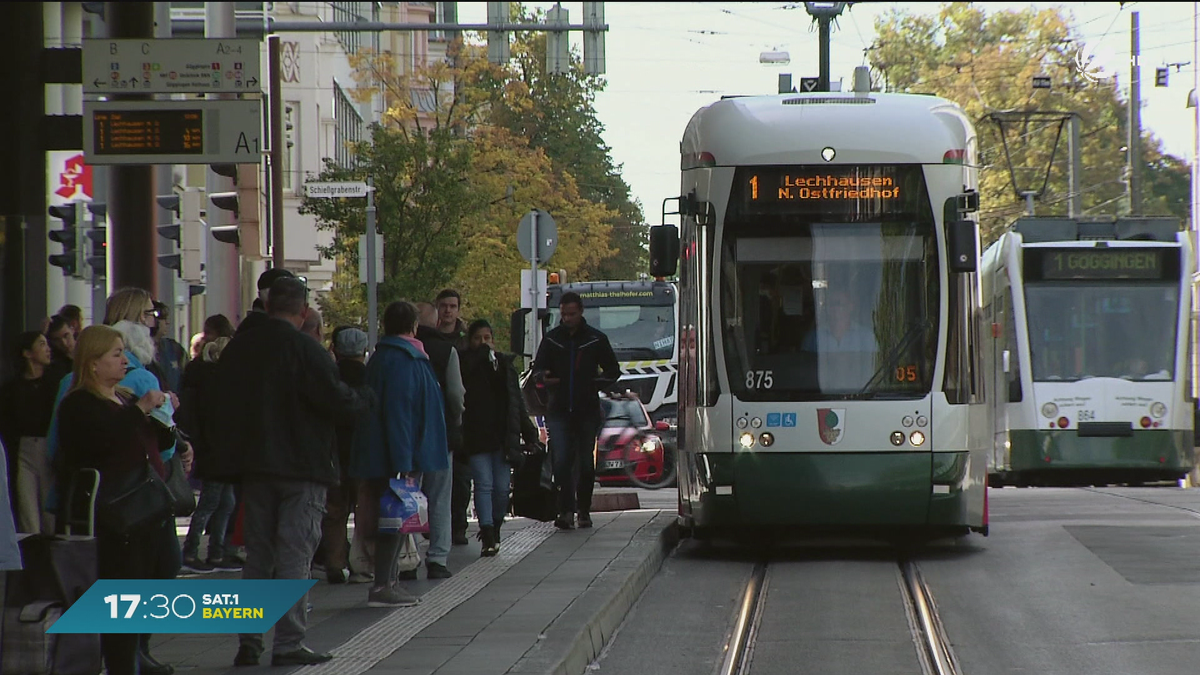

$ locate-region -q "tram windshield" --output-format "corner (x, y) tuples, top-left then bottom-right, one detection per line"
(1024, 282), (1180, 381)
(721, 223), (939, 400)
(546, 305), (675, 360)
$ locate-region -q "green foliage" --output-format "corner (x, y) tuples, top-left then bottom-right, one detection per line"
(298, 124), (482, 324)
(472, 4), (647, 278)
(870, 3), (1190, 243)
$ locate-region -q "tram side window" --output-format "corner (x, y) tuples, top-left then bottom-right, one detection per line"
(943, 275), (970, 404)
(1005, 290), (1022, 402)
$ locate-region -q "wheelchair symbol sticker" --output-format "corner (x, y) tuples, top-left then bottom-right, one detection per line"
(782, 413), (797, 427)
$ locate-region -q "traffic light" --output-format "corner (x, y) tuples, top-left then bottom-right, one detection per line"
(180, 190), (204, 282)
(156, 193), (183, 273)
(85, 202), (107, 279)
(48, 201), (85, 277)
(1156, 67), (1168, 87)
(208, 165), (261, 256)
(208, 191), (240, 245)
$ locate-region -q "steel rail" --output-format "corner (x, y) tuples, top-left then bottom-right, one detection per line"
(900, 561), (962, 675)
(717, 562), (768, 675)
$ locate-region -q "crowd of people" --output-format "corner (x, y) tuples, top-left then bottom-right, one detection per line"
(0, 267), (621, 671)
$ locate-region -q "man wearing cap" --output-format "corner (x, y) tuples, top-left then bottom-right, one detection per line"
(237, 267), (296, 334)
(316, 327), (369, 584)
(210, 277), (372, 666)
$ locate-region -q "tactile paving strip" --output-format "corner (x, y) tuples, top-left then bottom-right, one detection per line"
(303, 522), (557, 675)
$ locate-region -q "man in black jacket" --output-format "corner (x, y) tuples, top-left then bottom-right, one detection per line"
(532, 292), (620, 530)
(209, 277), (372, 667)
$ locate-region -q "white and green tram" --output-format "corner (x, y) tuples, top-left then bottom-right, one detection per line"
(650, 76), (990, 538)
(982, 218), (1196, 486)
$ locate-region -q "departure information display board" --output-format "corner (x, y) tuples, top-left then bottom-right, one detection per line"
(91, 108), (204, 156)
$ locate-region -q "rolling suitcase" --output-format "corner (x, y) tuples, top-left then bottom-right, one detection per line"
(1, 469), (103, 675)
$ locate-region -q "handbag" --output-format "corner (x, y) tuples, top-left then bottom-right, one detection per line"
(163, 452), (195, 517)
(94, 462), (173, 537)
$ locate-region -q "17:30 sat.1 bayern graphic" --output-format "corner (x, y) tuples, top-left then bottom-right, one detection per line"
(48, 580), (316, 634)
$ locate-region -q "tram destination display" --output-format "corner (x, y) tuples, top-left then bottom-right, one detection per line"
(732, 166), (929, 218)
(1026, 248), (1178, 281)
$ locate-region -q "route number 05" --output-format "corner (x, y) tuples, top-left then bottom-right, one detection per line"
(746, 370), (774, 389)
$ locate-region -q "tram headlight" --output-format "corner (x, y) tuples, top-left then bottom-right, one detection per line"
(750, 417), (763, 429)
(736, 417), (749, 429)
(760, 432), (775, 447)
(1041, 402), (1058, 419)
(916, 415), (929, 427)
(1150, 402), (1166, 419)
(909, 430), (926, 446)
(890, 431), (905, 446)
(739, 432), (756, 449)
(901, 416), (914, 428)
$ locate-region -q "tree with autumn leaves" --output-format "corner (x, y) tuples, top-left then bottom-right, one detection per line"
(300, 12), (643, 340)
(870, 3), (1190, 244)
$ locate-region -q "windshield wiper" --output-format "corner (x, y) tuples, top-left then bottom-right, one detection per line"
(857, 321), (932, 396)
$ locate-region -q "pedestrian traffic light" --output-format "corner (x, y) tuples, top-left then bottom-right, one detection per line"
(85, 202), (107, 278)
(47, 201), (85, 277)
(1156, 67), (1169, 87)
(156, 193), (183, 273)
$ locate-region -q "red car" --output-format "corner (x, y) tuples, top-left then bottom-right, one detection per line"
(594, 395), (674, 488)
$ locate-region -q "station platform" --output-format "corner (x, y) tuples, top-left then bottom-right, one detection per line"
(150, 500), (678, 675)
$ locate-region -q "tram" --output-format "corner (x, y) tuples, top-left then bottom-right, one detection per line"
(650, 68), (989, 538)
(982, 217), (1196, 486)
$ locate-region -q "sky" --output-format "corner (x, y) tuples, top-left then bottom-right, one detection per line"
(457, 2), (1200, 222)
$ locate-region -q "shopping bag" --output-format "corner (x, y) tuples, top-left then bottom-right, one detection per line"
(395, 534), (420, 573)
(379, 476), (430, 534)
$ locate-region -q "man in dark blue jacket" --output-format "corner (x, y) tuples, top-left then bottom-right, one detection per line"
(532, 292), (620, 530)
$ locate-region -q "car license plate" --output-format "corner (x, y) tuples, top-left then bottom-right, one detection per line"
(601, 460), (625, 470)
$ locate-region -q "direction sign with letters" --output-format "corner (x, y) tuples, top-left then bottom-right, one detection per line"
(83, 38), (262, 94)
(83, 99), (262, 166)
(306, 182), (370, 199)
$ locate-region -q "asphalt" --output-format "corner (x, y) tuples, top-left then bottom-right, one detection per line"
(147, 494), (679, 675)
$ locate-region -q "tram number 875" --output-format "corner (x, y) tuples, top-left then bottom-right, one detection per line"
(746, 370), (774, 389)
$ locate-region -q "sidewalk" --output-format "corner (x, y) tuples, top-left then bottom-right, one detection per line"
(151, 503), (678, 675)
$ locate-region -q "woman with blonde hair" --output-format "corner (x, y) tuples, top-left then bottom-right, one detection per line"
(46, 287), (185, 675)
(56, 325), (173, 675)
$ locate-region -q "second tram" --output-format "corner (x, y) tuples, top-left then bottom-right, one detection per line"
(982, 217), (1196, 486)
(654, 71), (990, 537)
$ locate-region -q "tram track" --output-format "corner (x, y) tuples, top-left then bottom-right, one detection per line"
(718, 557), (961, 675)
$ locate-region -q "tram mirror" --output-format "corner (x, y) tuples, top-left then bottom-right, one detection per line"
(510, 308), (530, 355)
(947, 219), (978, 273)
(650, 225), (680, 278)
(1002, 350), (1011, 373)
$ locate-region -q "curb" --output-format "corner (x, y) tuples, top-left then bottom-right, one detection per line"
(527, 513), (681, 675)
